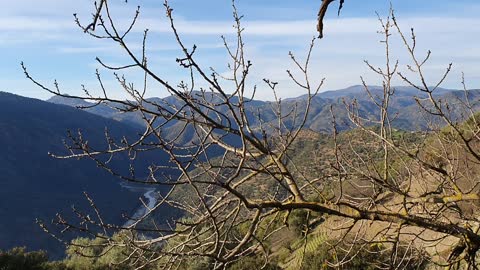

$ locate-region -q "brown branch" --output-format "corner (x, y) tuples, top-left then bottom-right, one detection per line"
(317, 0), (335, 38)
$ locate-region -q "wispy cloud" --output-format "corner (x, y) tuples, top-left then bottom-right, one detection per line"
(0, 17), (73, 31)
(57, 46), (117, 54)
(2, 0), (480, 101)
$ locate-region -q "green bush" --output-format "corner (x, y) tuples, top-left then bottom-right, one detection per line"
(0, 247), (50, 270)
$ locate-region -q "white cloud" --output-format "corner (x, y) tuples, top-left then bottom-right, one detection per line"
(2, 1), (480, 101)
(58, 45), (118, 54)
(0, 17), (73, 31)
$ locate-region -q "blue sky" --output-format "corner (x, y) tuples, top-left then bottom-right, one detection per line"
(2, 0), (480, 100)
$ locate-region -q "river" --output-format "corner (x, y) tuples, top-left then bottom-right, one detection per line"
(122, 186), (158, 227)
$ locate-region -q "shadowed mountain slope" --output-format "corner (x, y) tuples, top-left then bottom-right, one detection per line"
(0, 92), (170, 258)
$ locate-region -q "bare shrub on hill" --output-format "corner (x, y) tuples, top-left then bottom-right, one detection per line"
(23, 0), (480, 269)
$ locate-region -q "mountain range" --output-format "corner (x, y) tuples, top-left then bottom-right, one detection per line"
(48, 85), (480, 134)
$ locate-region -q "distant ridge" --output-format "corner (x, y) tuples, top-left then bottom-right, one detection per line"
(46, 86), (480, 133)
